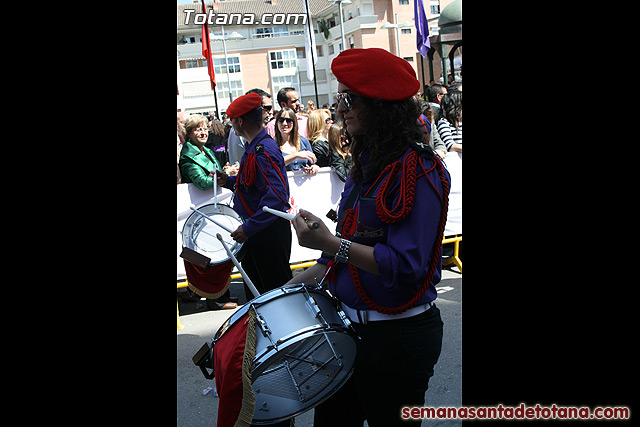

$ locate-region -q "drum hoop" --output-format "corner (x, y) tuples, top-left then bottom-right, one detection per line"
(181, 203), (244, 266)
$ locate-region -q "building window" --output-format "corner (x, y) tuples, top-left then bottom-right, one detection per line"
(401, 28), (411, 34)
(300, 69), (327, 83)
(272, 75), (297, 94)
(269, 50), (297, 69)
(218, 80), (244, 103)
(269, 49), (298, 95)
(214, 56), (241, 74)
(254, 26), (293, 39)
(399, 0), (409, 4)
(185, 59), (199, 69)
(255, 27), (273, 38)
(213, 56), (240, 74)
(430, 0), (440, 14)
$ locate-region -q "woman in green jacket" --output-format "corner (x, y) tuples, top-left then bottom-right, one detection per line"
(179, 114), (223, 190)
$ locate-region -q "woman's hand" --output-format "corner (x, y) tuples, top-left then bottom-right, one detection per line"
(297, 150), (317, 163)
(302, 164), (320, 176)
(223, 161), (239, 176)
(450, 143), (462, 153)
(291, 209), (339, 254)
(292, 209), (379, 276)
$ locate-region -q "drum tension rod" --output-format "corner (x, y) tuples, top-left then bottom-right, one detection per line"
(252, 306), (277, 350)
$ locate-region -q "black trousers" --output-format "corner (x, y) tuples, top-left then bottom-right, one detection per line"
(314, 305), (444, 427)
(240, 216), (293, 301)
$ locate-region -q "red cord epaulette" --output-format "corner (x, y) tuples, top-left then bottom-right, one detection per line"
(239, 151), (257, 188)
(236, 146), (289, 216)
(336, 151), (450, 315)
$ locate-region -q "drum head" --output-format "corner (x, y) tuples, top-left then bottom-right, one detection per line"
(182, 204), (244, 266)
(251, 330), (356, 424)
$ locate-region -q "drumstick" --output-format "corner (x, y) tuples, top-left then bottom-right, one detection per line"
(213, 169), (218, 209)
(189, 206), (234, 234)
(216, 233), (260, 299)
(262, 206), (320, 229)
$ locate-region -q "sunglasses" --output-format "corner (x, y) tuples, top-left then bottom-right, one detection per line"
(277, 117), (294, 124)
(335, 92), (356, 110)
(262, 105), (273, 112)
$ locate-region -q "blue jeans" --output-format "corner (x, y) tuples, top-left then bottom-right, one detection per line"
(314, 305), (444, 427)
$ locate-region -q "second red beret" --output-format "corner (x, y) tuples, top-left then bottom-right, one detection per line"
(226, 92), (262, 118)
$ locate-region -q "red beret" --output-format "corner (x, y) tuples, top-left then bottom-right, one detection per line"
(331, 48), (420, 101)
(226, 92), (262, 118)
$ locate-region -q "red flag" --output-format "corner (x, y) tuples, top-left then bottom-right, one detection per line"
(201, 0), (216, 89)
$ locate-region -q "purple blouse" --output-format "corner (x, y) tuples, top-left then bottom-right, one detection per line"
(318, 147), (450, 311)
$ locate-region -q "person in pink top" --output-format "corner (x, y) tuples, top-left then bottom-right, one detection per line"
(265, 87), (308, 139)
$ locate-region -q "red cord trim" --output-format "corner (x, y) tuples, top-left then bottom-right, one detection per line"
(338, 152), (450, 315)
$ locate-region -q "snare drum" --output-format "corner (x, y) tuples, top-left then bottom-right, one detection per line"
(182, 203), (245, 266)
(213, 283), (358, 424)
(181, 204), (246, 298)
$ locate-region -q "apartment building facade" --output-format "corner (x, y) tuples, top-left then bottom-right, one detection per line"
(177, 0), (456, 114)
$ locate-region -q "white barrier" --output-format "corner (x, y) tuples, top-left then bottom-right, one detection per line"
(443, 151), (462, 236)
(178, 156), (462, 281)
(286, 167), (345, 264)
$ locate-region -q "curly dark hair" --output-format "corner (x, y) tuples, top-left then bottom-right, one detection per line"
(338, 96), (427, 181)
(437, 89), (462, 130)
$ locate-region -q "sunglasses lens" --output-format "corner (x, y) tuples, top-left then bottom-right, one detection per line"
(336, 93), (352, 110)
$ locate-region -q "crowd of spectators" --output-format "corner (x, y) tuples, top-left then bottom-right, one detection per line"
(177, 82), (461, 187)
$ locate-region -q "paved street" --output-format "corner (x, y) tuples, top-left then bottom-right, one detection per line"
(177, 265), (462, 426)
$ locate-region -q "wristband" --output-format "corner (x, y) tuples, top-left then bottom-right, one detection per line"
(335, 238), (352, 264)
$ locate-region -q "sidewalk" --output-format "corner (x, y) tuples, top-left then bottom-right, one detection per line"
(177, 267), (462, 426)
